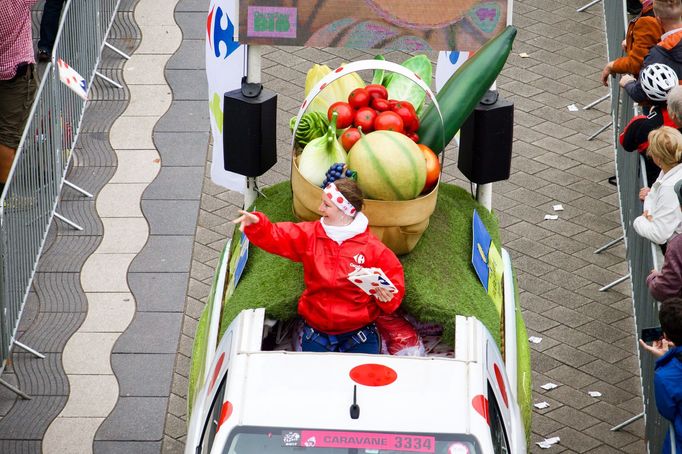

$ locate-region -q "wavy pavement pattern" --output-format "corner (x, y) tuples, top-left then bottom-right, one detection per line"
(42, 0), (181, 452)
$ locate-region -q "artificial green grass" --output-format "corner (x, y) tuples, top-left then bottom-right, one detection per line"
(218, 181), (502, 345)
(188, 303), (210, 416)
(514, 269), (533, 445)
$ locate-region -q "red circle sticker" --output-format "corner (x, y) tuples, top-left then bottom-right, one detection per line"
(350, 364), (397, 387)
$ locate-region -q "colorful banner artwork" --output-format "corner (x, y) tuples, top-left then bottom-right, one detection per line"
(238, 0), (509, 52)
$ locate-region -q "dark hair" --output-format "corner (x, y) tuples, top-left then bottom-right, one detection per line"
(334, 178), (364, 213)
(660, 297), (682, 345)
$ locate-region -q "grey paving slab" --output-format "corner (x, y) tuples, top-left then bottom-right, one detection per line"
(0, 395), (67, 439)
(155, 100), (210, 132)
(0, 440), (42, 453)
(32, 272), (87, 313)
(142, 166), (204, 200)
(128, 272), (190, 312)
(35, 235), (101, 273)
(15, 312), (86, 353)
(165, 69), (208, 100)
(113, 312), (183, 353)
(176, 0), (209, 11)
(111, 353), (175, 396)
(95, 397), (168, 442)
(174, 12), (205, 39)
(94, 441), (163, 454)
(153, 131), (209, 166)
(129, 235), (195, 273)
(166, 39), (204, 70)
(12, 353), (68, 397)
(142, 199), (201, 235)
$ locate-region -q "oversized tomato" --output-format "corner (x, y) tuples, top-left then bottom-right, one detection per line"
(371, 98), (391, 112)
(328, 102), (355, 129)
(374, 111), (404, 133)
(418, 144), (440, 193)
(392, 101), (419, 132)
(365, 84), (388, 101)
(348, 88), (370, 109)
(354, 107), (376, 132)
(341, 128), (362, 151)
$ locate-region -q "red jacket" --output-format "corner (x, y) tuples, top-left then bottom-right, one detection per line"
(244, 212), (404, 334)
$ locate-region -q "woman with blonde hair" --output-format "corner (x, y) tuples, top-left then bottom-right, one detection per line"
(635, 125), (682, 244)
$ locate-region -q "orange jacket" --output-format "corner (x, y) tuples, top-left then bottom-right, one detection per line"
(611, 13), (662, 75)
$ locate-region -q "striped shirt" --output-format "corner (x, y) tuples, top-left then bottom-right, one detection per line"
(0, 0), (39, 80)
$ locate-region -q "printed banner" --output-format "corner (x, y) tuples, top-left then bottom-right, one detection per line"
(206, 0), (248, 193)
(57, 59), (88, 101)
(238, 0), (509, 52)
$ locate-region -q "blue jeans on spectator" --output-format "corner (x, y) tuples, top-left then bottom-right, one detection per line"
(38, 0), (66, 53)
(301, 322), (380, 354)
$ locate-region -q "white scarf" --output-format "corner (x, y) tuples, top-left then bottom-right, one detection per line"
(321, 212), (369, 245)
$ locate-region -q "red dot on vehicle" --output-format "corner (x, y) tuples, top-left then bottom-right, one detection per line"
(216, 401), (233, 432)
(208, 352), (225, 394)
(493, 363), (508, 407)
(350, 364), (397, 387)
(471, 394), (490, 425)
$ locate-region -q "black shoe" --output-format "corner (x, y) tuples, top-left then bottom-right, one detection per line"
(608, 175), (617, 186)
(37, 50), (51, 63)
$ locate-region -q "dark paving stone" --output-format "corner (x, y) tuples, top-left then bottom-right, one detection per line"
(94, 441), (162, 454)
(142, 200), (200, 235)
(95, 397), (168, 441)
(129, 235), (195, 273)
(155, 101), (209, 132)
(153, 132), (209, 167)
(35, 235), (101, 273)
(175, 12), (205, 40)
(143, 166), (204, 200)
(0, 373), (20, 417)
(167, 40), (205, 70)
(112, 354), (175, 396)
(0, 395), (67, 439)
(165, 69), (208, 100)
(53, 200), (103, 236)
(13, 353), (68, 397)
(176, 0), (209, 11)
(15, 312), (86, 353)
(113, 313), (183, 354)
(61, 165), (116, 201)
(0, 440), (41, 453)
(128, 273), (189, 312)
(32, 272), (87, 313)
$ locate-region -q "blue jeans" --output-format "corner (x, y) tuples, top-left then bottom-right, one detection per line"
(301, 323), (380, 354)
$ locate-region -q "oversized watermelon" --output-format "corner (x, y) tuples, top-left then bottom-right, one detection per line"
(348, 131), (427, 201)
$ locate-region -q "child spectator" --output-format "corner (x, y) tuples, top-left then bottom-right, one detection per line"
(621, 0), (682, 102)
(634, 126), (682, 244)
(639, 298), (682, 454)
(601, 0), (662, 86)
(647, 180), (682, 300)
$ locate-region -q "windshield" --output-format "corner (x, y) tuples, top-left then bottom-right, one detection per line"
(224, 427), (481, 454)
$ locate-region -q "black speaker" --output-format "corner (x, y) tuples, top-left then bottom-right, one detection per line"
(223, 86), (277, 177)
(457, 91), (514, 184)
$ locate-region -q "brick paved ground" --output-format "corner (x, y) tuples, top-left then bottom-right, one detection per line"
(163, 1), (648, 453)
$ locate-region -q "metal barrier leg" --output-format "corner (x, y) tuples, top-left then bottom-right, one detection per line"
(599, 273), (631, 292)
(583, 93), (610, 110)
(594, 235), (624, 254)
(0, 379), (31, 400)
(610, 412), (644, 431)
(588, 121), (613, 141)
(103, 41), (131, 60)
(577, 0), (601, 12)
(63, 179), (93, 198)
(95, 71), (122, 89)
(54, 212), (84, 231)
(13, 341), (45, 359)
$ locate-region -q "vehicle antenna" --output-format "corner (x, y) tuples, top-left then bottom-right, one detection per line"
(350, 385), (360, 419)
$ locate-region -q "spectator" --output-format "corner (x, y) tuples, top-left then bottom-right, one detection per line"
(621, 0), (682, 103)
(37, 0), (65, 62)
(621, 71), (682, 185)
(601, 0), (662, 87)
(647, 180), (682, 300)
(634, 126), (682, 244)
(639, 298), (682, 454)
(0, 0), (39, 195)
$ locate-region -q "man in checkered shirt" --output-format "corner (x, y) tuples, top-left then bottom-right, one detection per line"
(0, 0), (39, 194)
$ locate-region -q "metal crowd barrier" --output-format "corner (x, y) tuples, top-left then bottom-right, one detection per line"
(0, 0), (125, 399)
(599, 0), (672, 451)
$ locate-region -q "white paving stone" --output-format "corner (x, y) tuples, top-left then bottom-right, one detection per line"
(123, 54), (168, 85)
(81, 253), (136, 293)
(136, 25), (182, 54)
(110, 149), (160, 183)
(96, 184), (146, 218)
(80, 293), (136, 332)
(135, 0), (177, 26)
(43, 417), (104, 454)
(62, 332), (119, 375)
(110, 116), (157, 149)
(61, 375), (119, 417)
(97, 218), (149, 253)
(124, 85), (173, 117)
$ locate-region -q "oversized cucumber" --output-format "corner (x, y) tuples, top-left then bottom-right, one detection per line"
(418, 26), (517, 154)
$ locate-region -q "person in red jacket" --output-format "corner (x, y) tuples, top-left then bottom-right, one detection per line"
(233, 178), (405, 354)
